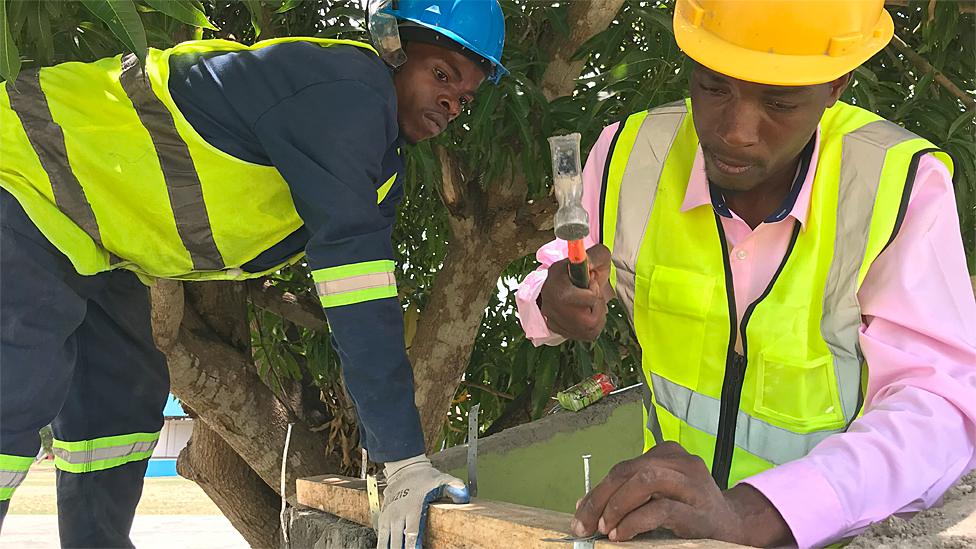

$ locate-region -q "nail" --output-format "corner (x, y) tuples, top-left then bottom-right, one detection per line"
(575, 498), (582, 510)
(570, 518), (581, 536)
(609, 528), (618, 542)
(598, 517), (606, 534)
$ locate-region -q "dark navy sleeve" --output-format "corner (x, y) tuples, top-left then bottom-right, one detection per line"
(170, 42), (424, 462)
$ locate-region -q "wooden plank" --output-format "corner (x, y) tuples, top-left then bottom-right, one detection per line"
(297, 475), (744, 549)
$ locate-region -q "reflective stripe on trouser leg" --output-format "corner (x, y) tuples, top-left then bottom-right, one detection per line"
(52, 432), (159, 474)
(0, 455), (34, 501)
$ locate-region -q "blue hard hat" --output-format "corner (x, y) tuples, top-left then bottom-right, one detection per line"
(381, 0), (508, 84)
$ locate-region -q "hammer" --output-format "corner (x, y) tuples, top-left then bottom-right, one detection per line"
(548, 133), (590, 289)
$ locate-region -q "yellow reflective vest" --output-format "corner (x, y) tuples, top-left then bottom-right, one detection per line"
(602, 100), (952, 488)
(0, 37), (378, 280)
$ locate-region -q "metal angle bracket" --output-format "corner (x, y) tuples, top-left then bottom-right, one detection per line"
(466, 403), (480, 498)
(367, 474), (381, 531)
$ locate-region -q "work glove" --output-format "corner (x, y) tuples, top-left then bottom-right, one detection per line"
(376, 454), (469, 549)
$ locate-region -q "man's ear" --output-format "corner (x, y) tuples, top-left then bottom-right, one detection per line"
(826, 72), (852, 107)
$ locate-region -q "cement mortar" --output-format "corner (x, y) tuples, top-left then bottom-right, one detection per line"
(848, 471), (976, 548)
(431, 385), (643, 471)
(431, 385), (645, 513)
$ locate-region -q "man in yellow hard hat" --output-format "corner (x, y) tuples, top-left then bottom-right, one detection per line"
(516, 1), (976, 546)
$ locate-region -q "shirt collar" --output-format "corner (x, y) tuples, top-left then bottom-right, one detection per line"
(681, 128), (820, 227)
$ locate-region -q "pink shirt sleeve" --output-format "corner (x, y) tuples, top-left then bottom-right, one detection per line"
(515, 123), (621, 346)
(743, 155), (976, 548)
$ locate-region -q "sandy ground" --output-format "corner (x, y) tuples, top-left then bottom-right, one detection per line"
(8, 461), (222, 515)
(2, 462), (247, 548)
(0, 515), (247, 549)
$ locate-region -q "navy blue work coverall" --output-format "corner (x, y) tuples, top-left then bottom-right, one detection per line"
(0, 43), (423, 546)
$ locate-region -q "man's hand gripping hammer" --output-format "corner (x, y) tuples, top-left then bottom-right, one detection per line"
(548, 133), (590, 289)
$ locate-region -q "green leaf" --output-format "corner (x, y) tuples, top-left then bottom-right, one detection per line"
(531, 347), (560, 417)
(853, 65), (879, 85)
(573, 342), (594, 378)
(544, 7), (570, 38)
(634, 6), (674, 36)
(0, 0), (21, 83)
(80, 0), (148, 64)
(143, 0), (217, 30)
(243, 0), (263, 38)
(275, 0), (304, 14)
(947, 109), (976, 141)
(323, 5), (365, 20)
(32, 2), (54, 66)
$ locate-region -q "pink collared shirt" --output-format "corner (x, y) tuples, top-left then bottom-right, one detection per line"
(515, 121), (976, 548)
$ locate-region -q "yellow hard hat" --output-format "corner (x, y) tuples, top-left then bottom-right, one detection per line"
(673, 0), (894, 86)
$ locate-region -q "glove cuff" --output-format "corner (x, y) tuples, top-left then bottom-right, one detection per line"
(383, 454), (430, 479)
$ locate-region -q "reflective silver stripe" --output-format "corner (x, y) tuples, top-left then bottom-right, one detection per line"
(822, 120), (917, 421)
(641, 375), (664, 445)
(610, 101), (687, 324)
(119, 54), (224, 271)
(0, 469), (28, 489)
(315, 271), (396, 297)
(610, 102), (688, 449)
(6, 70), (104, 246)
(650, 373), (841, 465)
(52, 439), (158, 465)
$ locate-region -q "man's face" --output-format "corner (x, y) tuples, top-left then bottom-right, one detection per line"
(690, 64), (849, 192)
(393, 42), (486, 144)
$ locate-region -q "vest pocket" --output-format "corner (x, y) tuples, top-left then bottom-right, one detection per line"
(639, 265), (715, 388)
(647, 265), (715, 319)
(753, 352), (846, 432)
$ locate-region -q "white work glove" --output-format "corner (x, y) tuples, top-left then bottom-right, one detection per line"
(376, 454), (469, 549)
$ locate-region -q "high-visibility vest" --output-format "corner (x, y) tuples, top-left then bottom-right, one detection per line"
(602, 100), (952, 488)
(0, 37), (388, 281)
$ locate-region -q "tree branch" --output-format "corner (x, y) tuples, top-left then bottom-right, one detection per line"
(540, 0), (627, 101)
(246, 279), (326, 332)
(461, 381), (514, 400)
(889, 34), (976, 110)
(435, 144), (466, 217)
(152, 283), (341, 504)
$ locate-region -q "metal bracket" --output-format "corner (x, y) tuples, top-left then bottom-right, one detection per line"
(541, 534), (603, 548)
(367, 474), (380, 531)
(466, 403), (480, 498)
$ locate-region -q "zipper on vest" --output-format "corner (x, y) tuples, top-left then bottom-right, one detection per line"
(710, 217), (802, 489)
(711, 213), (740, 490)
(713, 351), (746, 489)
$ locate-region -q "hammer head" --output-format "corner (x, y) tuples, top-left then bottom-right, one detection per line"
(548, 133), (590, 241)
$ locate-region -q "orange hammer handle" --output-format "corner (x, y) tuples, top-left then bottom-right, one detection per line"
(567, 240), (590, 289)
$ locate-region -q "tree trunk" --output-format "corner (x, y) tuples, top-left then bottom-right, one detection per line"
(151, 280), (340, 526)
(177, 419), (282, 548)
(410, 219), (512, 449)
(409, 1), (627, 450)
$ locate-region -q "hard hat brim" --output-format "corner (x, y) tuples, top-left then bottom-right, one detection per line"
(392, 16), (509, 84)
(674, 9), (894, 86)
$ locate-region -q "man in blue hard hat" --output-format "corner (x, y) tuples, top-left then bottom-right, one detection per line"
(0, 1), (505, 547)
